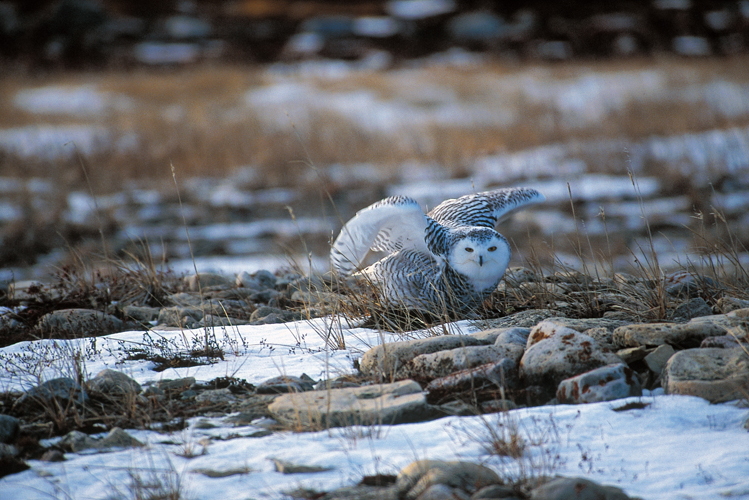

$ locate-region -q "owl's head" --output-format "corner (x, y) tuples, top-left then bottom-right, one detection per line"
(448, 228), (511, 292)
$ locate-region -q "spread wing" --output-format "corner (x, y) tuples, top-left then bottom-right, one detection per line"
(428, 187), (545, 228)
(330, 196), (431, 276)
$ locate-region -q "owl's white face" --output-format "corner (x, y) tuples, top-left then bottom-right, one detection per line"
(448, 233), (511, 292)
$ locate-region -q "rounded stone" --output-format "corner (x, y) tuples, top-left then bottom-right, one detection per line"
(0, 415), (20, 444)
(89, 369), (142, 396)
(662, 348), (749, 403)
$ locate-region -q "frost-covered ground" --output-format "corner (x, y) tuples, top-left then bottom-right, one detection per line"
(1, 319), (748, 500)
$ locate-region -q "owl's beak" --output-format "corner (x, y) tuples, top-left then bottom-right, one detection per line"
(479, 255), (483, 266)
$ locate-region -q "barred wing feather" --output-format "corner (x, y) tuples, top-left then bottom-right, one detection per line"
(330, 196), (430, 276)
(429, 187), (545, 228)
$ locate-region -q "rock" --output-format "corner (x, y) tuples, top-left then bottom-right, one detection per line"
(40, 449), (65, 462)
(557, 364), (641, 404)
(123, 305), (160, 323)
(615, 346), (650, 364)
(195, 388), (236, 405)
(184, 273), (231, 291)
(503, 267), (537, 285)
(59, 427), (144, 453)
(37, 308), (124, 337)
(359, 334), (488, 378)
(157, 377), (195, 393)
(612, 315), (734, 348)
(471, 484), (519, 499)
(272, 458), (332, 474)
(520, 321), (622, 387)
(672, 297), (713, 320)
(253, 289), (282, 303)
(529, 476), (631, 499)
(448, 10), (506, 43)
(673, 36), (711, 56)
(715, 296), (749, 313)
(0, 443), (18, 459)
(543, 317), (627, 334)
(643, 344), (675, 374)
(9, 280), (53, 301)
(250, 306), (300, 324)
(662, 348), (749, 403)
(88, 369), (141, 396)
(480, 399), (518, 413)
(426, 358), (518, 403)
(166, 292), (204, 307)
(257, 374), (316, 394)
(199, 314), (250, 327)
(700, 335), (743, 349)
(0, 415), (20, 444)
(267, 379), (433, 429)
(237, 269), (276, 290)
(400, 343), (524, 381)
(481, 310), (556, 329)
(581, 327), (616, 350)
(395, 460), (501, 499)
(493, 328), (531, 346)
(419, 484), (470, 500)
(21, 377), (87, 405)
(158, 306), (203, 327)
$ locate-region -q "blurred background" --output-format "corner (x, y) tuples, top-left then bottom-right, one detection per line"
(1, 0), (749, 283)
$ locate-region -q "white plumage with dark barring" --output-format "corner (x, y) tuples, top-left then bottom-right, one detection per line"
(330, 187), (545, 313)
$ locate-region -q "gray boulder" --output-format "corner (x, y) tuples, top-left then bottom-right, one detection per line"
(426, 358), (518, 401)
(396, 460), (501, 500)
(520, 321), (622, 387)
(529, 476), (631, 499)
(662, 348), (749, 403)
(59, 427), (144, 453)
(21, 377), (88, 405)
(0, 415), (20, 444)
(557, 364), (641, 404)
(400, 343), (524, 381)
(359, 335), (488, 378)
(612, 312), (741, 348)
(88, 369), (141, 396)
(184, 272), (232, 291)
(37, 308), (124, 337)
(267, 380), (432, 429)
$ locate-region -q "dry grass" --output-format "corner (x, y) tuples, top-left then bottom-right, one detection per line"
(2, 56), (749, 195)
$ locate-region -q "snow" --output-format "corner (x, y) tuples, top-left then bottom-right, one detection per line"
(1, 318), (747, 500)
(13, 85), (134, 117)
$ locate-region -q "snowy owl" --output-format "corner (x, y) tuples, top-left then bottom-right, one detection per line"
(330, 187), (545, 314)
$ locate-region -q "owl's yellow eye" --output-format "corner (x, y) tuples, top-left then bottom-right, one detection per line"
(488, 246), (497, 252)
